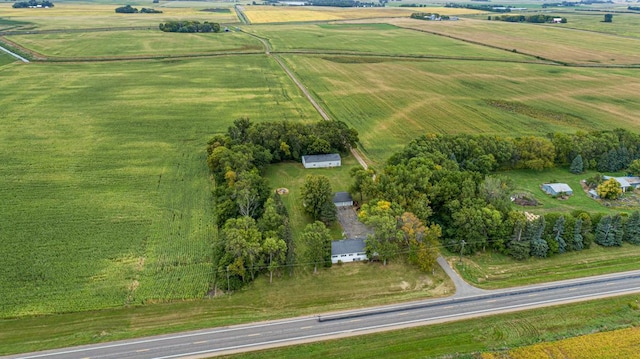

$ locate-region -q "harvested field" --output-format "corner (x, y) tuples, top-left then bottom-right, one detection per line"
(385, 17), (640, 65)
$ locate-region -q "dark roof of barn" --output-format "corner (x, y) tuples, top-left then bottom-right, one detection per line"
(332, 191), (353, 204)
(302, 153), (341, 163)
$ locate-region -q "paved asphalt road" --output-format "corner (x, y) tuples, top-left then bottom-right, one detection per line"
(5, 269), (640, 359)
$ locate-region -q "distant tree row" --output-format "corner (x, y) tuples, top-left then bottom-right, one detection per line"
(159, 21), (219, 33)
(444, 3), (512, 12)
(12, 0), (53, 8)
(629, 6), (640, 11)
(491, 14), (567, 23)
(308, 0), (385, 7)
(115, 5), (162, 13)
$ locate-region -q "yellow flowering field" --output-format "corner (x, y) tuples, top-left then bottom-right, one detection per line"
(482, 326), (640, 359)
(242, 6), (481, 24)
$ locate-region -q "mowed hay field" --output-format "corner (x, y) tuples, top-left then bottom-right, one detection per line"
(246, 23), (532, 61)
(6, 30), (263, 58)
(386, 17), (640, 65)
(0, 56), (320, 318)
(242, 5), (483, 24)
(0, 3), (237, 30)
(281, 54), (640, 162)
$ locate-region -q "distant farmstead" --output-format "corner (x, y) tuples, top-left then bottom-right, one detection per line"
(603, 176), (640, 192)
(541, 183), (573, 196)
(301, 153), (341, 169)
(331, 238), (367, 264)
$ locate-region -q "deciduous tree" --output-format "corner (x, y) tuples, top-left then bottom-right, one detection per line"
(302, 221), (332, 273)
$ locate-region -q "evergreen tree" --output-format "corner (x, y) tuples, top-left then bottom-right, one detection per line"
(529, 217), (549, 258)
(569, 154), (584, 174)
(553, 216), (567, 253)
(595, 215), (622, 246)
(623, 211), (640, 245)
(572, 218), (584, 251)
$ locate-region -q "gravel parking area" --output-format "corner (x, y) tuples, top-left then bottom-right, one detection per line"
(336, 206), (372, 239)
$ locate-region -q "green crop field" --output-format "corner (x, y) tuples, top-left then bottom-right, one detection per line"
(0, 51), (15, 66)
(281, 54), (640, 163)
(387, 17), (640, 65)
(246, 23), (533, 60)
(6, 30), (262, 58)
(0, 56), (319, 318)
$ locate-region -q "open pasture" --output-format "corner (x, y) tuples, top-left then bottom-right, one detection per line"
(0, 51), (15, 66)
(281, 55), (640, 163)
(0, 3), (237, 30)
(247, 23), (532, 61)
(6, 30), (262, 58)
(242, 5), (481, 24)
(386, 17), (640, 65)
(0, 55), (319, 318)
(559, 12), (640, 39)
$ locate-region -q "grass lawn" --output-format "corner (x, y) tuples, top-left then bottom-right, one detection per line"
(247, 23), (532, 60)
(387, 17), (640, 65)
(6, 30), (263, 58)
(0, 51), (16, 67)
(452, 244), (640, 289)
(264, 155), (362, 240)
(499, 167), (633, 215)
(282, 55), (640, 164)
(0, 55), (320, 318)
(0, 260), (452, 355)
(220, 293), (640, 358)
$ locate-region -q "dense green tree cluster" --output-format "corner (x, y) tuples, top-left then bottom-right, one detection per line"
(356, 131), (640, 261)
(301, 175), (337, 225)
(207, 118), (358, 224)
(493, 15), (567, 23)
(552, 129), (640, 172)
(159, 21), (219, 33)
(208, 118), (358, 290)
(12, 0), (53, 8)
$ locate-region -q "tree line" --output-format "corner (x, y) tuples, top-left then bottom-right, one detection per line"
(208, 118), (358, 291)
(444, 3), (513, 12)
(159, 21), (220, 33)
(490, 15), (567, 23)
(350, 130), (640, 262)
(12, 0), (53, 8)
(115, 5), (162, 13)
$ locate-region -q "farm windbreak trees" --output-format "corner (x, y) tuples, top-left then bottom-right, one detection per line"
(207, 118), (358, 290)
(357, 130), (640, 262)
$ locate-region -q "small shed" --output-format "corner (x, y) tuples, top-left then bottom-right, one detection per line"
(331, 238), (367, 264)
(541, 183), (573, 196)
(301, 153), (341, 169)
(332, 192), (353, 207)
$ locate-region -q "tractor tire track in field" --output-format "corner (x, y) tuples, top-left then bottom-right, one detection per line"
(244, 29), (370, 169)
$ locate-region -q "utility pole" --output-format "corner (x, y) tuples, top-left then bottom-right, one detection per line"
(226, 265), (230, 294)
(460, 240), (466, 263)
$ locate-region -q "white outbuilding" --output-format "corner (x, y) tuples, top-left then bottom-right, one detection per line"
(541, 183), (573, 196)
(332, 192), (353, 207)
(301, 153), (341, 169)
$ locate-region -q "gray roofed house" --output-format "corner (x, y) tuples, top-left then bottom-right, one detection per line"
(302, 153), (341, 169)
(603, 176), (640, 192)
(541, 183), (573, 196)
(331, 238), (367, 264)
(332, 192), (353, 207)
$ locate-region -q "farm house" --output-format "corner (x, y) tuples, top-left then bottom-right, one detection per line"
(331, 238), (367, 264)
(603, 176), (640, 192)
(301, 153), (341, 169)
(332, 192), (353, 207)
(541, 183), (573, 196)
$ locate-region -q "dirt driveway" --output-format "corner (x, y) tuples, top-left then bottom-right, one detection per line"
(336, 206), (372, 240)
